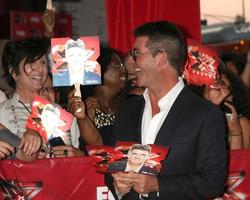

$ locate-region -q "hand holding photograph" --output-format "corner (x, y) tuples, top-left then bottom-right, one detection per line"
(87, 141), (169, 176)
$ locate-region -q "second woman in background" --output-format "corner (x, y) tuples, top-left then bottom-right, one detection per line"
(78, 47), (126, 146)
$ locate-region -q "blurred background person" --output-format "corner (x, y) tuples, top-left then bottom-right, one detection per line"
(220, 52), (246, 76)
(241, 51), (250, 89)
(190, 61), (250, 149)
(205, 63), (250, 149)
(221, 51), (250, 88)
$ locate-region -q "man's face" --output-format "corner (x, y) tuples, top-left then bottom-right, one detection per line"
(128, 149), (149, 166)
(132, 36), (157, 88)
(14, 55), (48, 93)
(66, 46), (85, 72)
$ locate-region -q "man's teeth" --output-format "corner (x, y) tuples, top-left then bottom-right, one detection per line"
(135, 68), (141, 72)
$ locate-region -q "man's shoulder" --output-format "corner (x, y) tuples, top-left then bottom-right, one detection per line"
(178, 86), (224, 123)
(181, 86), (216, 110)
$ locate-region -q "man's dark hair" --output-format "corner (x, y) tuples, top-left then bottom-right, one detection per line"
(133, 20), (186, 71)
(2, 37), (50, 88)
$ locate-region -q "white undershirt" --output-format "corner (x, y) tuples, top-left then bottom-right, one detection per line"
(141, 77), (185, 145)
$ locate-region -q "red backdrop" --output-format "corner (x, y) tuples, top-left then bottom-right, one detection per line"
(105, 0), (201, 53)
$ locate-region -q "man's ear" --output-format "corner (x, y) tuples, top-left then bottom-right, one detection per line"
(156, 52), (168, 69)
(9, 67), (17, 80)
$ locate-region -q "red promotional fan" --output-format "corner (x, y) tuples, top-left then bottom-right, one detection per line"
(183, 39), (219, 88)
(87, 145), (119, 173)
(51, 36), (101, 97)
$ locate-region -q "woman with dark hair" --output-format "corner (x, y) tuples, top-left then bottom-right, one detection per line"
(0, 37), (50, 157)
(203, 63), (250, 149)
(68, 47), (126, 146)
(86, 47), (126, 146)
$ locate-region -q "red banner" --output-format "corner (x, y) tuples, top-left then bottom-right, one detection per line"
(221, 150), (250, 200)
(1, 150), (250, 200)
(0, 157), (109, 200)
(10, 11), (72, 40)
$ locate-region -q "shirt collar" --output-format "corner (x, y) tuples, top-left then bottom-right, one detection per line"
(143, 77), (185, 110)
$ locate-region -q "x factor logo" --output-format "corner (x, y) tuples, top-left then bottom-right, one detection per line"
(0, 179), (43, 200)
(222, 171), (246, 200)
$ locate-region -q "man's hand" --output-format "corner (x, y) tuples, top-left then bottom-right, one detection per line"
(52, 145), (85, 157)
(19, 129), (42, 156)
(112, 172), (133, 195)
(112, 172), (159, 195)
(0, 140), (15, 159)
(130, 173), (159, 194)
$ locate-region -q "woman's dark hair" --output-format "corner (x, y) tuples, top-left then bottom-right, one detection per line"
(220, 52), (246, 75)
(2, 37), (50, 88)
(188, 61), (250, 119)
(97, 47), (117, 84)
(218, 64), (250, 119)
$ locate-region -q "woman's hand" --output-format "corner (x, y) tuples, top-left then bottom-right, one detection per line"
(224, 101), (242, 136)
(52, 145), (85, 158)
(0, 140), (15, 159)
(85, 97), (100, 121)
(205, 85), (231, 105)
(41, 7), (56, 37)
(19, 129), (42, 156)
(224, 101), (243, 149)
